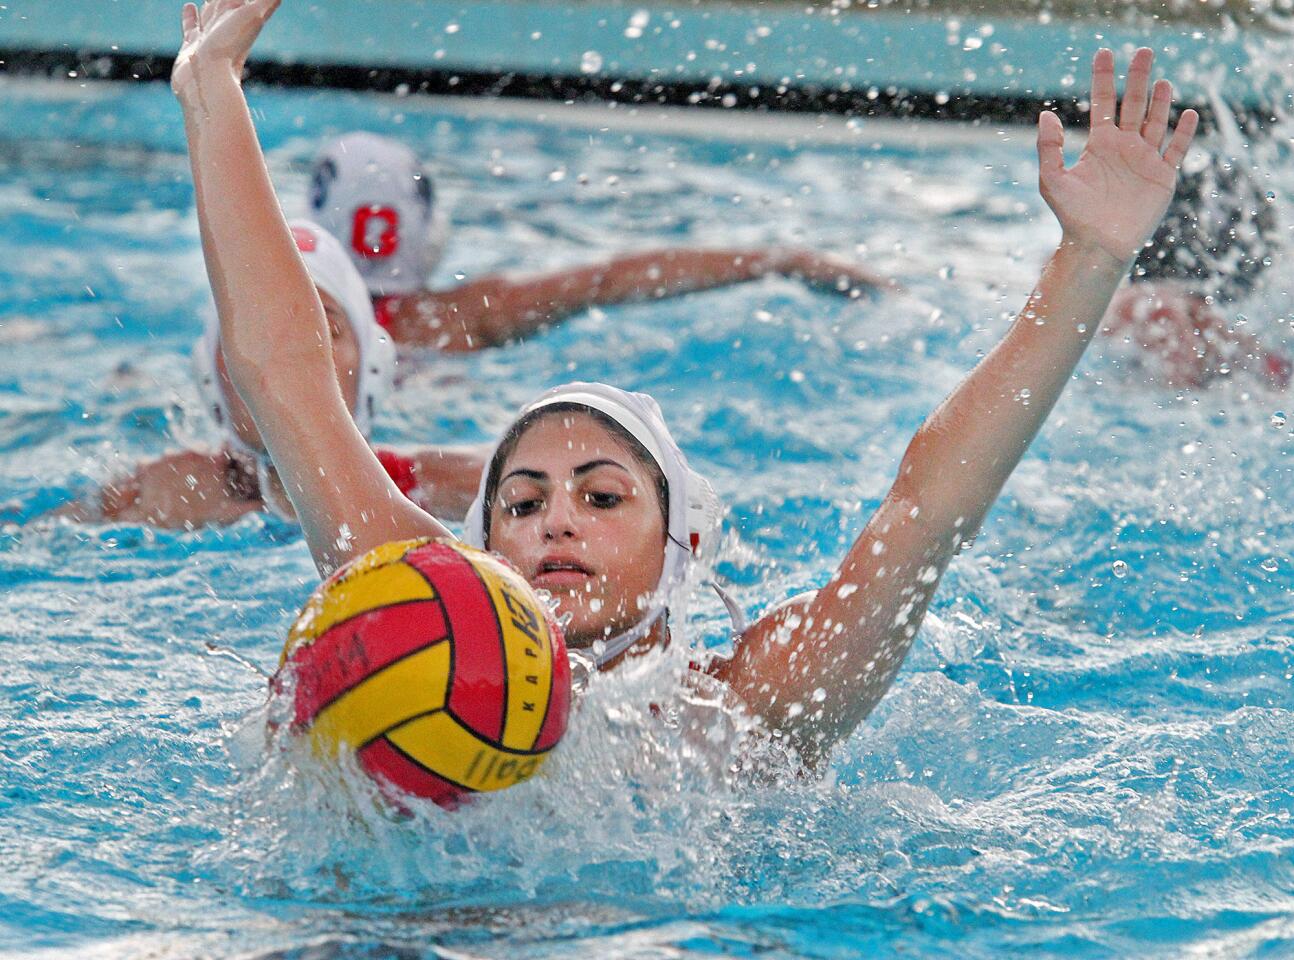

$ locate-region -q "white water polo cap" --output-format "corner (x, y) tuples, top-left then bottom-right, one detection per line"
(308, 131), (450, 297)
(464, 382), (723, 668)
(192, 218), (396, 455)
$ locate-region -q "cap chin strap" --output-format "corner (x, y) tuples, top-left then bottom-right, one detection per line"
(578, 582), (745, 671)
(710, 581), (748, 637)
(585, 604), (667, 670)
(579, 532), (690, 669)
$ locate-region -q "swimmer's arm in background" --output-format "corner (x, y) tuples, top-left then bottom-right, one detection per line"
(172, 0), (449, 575)
(382, 248), (896, 350)
(713, 48), (1198, 767)
(49, 450), (261, 528)
(382, 444), (490, 522)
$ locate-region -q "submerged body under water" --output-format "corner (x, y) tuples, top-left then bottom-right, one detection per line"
(1, 78), (1293, 958)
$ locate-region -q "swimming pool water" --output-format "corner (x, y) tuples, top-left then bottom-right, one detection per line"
(2, 77), (1294, 958)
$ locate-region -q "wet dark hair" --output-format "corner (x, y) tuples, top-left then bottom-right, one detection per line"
(480, 402), (669, 546)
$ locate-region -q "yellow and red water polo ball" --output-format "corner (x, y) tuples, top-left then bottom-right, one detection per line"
(278, 537), (571, 808)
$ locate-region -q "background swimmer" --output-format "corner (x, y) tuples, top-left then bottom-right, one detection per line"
(54, 220), (485, 528)
(314, 131), (1282, 394)
(1100, 129), (1289, 390)
(308, 130), (897, 351)
(173, 0), (1196, 762)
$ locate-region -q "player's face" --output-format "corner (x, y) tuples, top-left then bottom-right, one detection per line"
(488, 412), (668, 649)
(217, 288), (361, 455)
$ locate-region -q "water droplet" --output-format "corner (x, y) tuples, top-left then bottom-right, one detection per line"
(1272, 411), (1287, 428)
(624, 8), (649, 37)
(580, 50), (603, 74)
(333, 523), (354, 554)
(1261, 558), (1280, 573)
(1112, 560), (1129, 579)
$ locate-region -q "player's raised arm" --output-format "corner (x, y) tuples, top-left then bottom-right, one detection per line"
(715, 49), (1199, 763)
(171, 0), (448, 573)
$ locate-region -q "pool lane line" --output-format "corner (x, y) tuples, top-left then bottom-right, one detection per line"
(0, 47), (1225, 133)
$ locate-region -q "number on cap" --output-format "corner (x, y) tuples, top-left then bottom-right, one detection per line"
(352, 206), (400, 259)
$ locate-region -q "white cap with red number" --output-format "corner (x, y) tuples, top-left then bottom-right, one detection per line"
(308, 131), (450, 297)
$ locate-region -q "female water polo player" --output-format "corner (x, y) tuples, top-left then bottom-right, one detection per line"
(56, 219), (484, 528)
(173, 0), (1195, 762)
(307, 131), (895, 351)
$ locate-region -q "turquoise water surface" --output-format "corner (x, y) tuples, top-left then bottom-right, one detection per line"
(1, 77), (1294, 958)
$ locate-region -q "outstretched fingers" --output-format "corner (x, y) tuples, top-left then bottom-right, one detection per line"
(1089, 48), (1117, 128)
(198, 0), (220, 30)
(1162, 109), (1200, 168)
(1140, 79), (1173, 149)
(198, 0), (242, 29)
(1036, 109), (1066, 186)
(182, 0), (282, 50)
(181, 2), (199, 40)
(1118, 47), (1154, 132)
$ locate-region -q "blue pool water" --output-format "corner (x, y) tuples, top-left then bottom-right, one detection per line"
(2, 77), (1294, 958)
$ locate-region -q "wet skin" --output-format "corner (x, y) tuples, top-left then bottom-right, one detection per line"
(487, 412), (668, 649)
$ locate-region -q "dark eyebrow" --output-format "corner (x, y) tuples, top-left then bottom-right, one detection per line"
(500, 460), (630, 486)
(499, 468), (546, 485)
(573, 459), (631, 478)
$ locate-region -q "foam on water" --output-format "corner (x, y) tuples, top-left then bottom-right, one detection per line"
(1, 72), (1294, 958)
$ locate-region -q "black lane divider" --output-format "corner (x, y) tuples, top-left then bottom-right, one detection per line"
(0, 45), (1226, 129)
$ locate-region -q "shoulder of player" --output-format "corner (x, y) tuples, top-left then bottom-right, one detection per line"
(131, 448), (230, 484)
(134, 448), (261, 504)
(95, 449), (247, 524)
